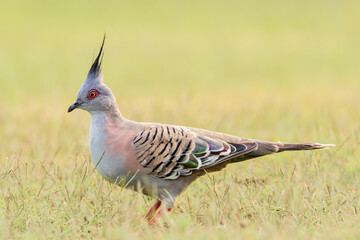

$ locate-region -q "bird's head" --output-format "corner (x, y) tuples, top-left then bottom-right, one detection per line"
(68, 36), (117, 114)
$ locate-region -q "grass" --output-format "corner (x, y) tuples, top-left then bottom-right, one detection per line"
(1, 0), (360, 239)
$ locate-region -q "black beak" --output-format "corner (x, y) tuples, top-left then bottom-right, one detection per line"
(68, 101), (82, 113)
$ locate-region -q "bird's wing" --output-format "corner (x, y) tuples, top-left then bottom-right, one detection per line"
(131, 124), (258, 180)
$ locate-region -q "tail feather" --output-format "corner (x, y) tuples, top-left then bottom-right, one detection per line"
(241, 140), (334, 160)
(208, 140), (334, 170)
(276, 142), (335, 152)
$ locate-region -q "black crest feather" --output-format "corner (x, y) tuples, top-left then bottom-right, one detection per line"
(89, 35), (106, 76)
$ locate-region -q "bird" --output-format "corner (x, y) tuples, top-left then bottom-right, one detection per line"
(68, 37), (334, 222)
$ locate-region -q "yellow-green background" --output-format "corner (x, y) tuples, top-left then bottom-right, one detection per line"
(0, 0), (359, 239)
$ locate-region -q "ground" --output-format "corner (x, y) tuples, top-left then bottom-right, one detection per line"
(0, 0), (359, 239)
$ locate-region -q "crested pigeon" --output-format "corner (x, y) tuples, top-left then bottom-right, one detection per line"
(68, 38), (334, 222)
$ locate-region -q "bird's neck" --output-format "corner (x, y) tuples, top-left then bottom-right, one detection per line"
(89, 105), (124, 126)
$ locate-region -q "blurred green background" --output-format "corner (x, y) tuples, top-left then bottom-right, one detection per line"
(0, 0), (359, 239)
(2, 0), (359, 95)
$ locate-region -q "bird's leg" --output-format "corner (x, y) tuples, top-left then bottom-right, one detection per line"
(145, 200), (162, 221)
(148, 207), (172, 224)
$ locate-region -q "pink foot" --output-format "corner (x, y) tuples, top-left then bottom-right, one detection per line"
(148, 207), (172, 224)
(145, 200), (162, 221)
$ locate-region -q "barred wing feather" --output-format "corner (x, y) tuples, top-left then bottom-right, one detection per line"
(132, 125), (257, 180)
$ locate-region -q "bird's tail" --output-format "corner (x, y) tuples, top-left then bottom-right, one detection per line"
(276, 142), (335, 152)
(241, 140), (334, 160)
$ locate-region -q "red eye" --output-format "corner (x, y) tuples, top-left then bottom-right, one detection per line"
(87, 89), (99, 99)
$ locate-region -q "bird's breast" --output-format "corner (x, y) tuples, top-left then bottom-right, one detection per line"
(88, 117), (143, 183)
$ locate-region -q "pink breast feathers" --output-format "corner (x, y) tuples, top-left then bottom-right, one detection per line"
(104, 124), (145, 174)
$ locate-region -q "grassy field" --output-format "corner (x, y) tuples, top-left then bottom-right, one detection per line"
(1, 0), (360, 239)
